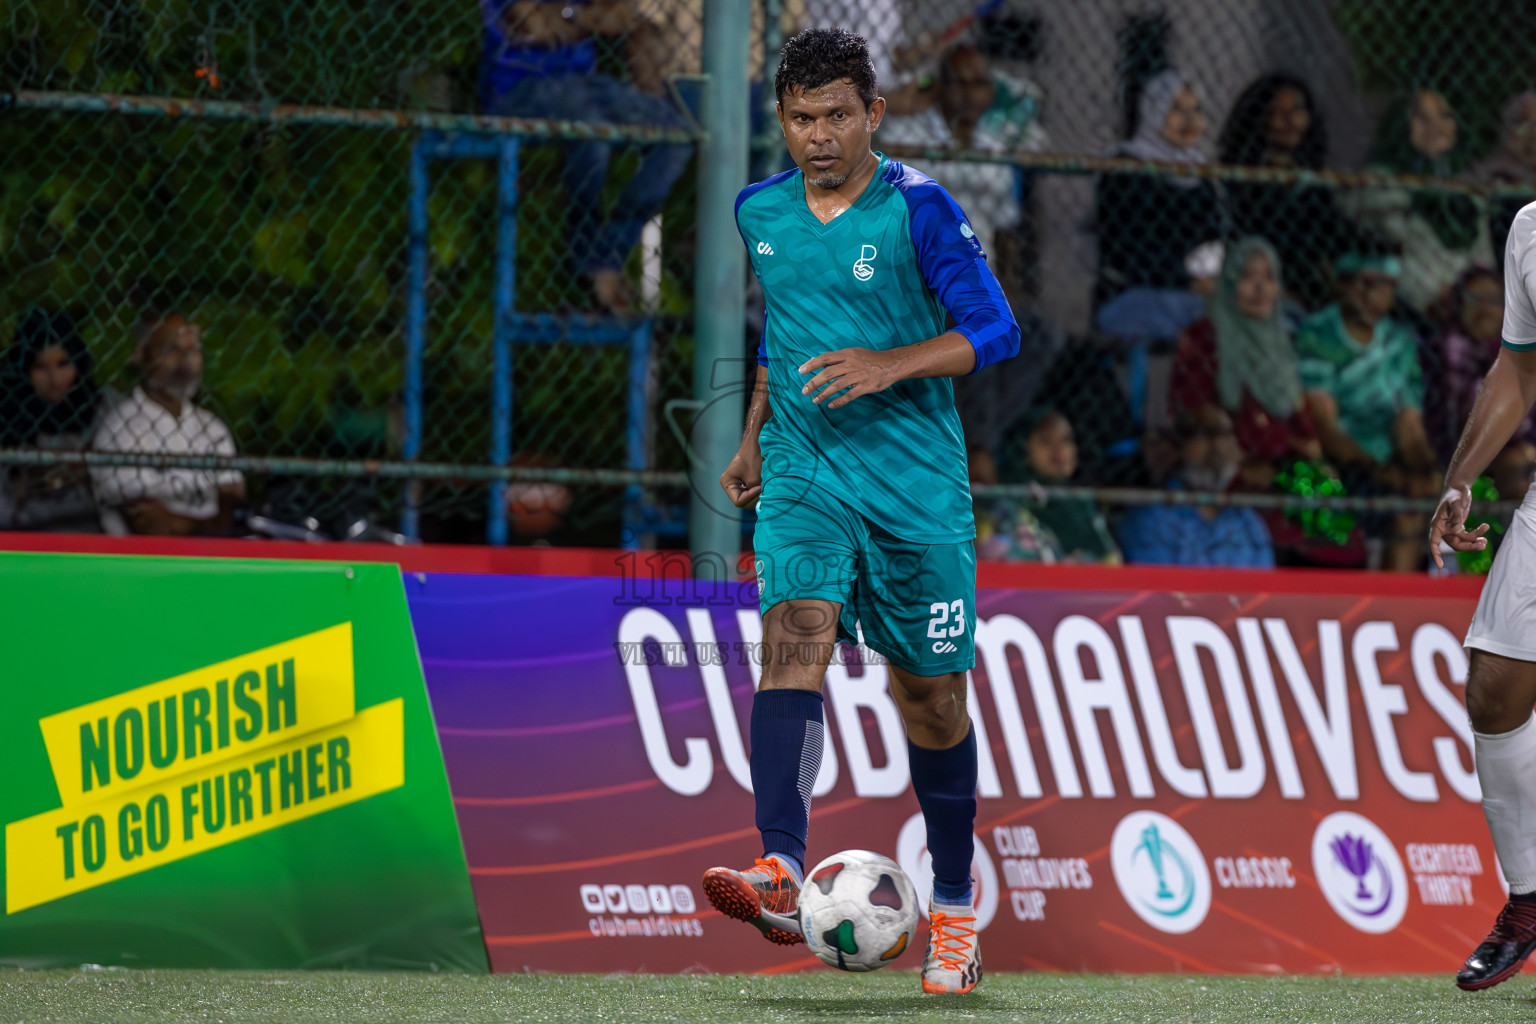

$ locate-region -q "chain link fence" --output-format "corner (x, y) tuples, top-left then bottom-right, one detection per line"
(2, 0), (1533, 568)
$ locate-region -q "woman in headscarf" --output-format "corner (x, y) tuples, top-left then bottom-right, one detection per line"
(1096, 69), (1227, 299)
(1340, 88), (1493, 314)
(0, 310), (106, 531)
(1170, 237), (1320, 487)
(1218, 73), (1350, 310)
(1171, 239), (1372, 565)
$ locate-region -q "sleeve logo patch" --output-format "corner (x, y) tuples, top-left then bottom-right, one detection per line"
(959, 223), (975, 239)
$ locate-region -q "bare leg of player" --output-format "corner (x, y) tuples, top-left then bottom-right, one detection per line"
(1459, 649), (1536, 990)
(701, 599), (839, 946)
(888, 666), (982, 995)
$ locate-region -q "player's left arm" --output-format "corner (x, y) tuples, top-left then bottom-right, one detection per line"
(800, 182), (1021, 409)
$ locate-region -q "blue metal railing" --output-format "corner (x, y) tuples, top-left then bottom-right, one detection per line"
(404, 130), (665, 546)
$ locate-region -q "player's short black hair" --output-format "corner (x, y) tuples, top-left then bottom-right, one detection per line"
(775, 28), (878, 111)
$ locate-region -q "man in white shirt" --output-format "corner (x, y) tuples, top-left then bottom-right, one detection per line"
(91, 313), (245, 535)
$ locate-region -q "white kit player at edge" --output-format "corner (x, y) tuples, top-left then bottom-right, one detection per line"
(1430, 200), (1536, 992)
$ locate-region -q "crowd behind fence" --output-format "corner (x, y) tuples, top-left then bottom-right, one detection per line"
(1, 0), (1533, 572)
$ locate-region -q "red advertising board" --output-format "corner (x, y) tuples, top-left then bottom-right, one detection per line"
(405, 562), (1496, 976)
(0, 535), (1496, 975)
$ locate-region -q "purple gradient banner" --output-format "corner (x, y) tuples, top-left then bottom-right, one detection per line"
(406, 570), (1496, 976)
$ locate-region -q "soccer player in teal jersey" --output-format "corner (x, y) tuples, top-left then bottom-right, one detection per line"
(700, 28), (1019, 995)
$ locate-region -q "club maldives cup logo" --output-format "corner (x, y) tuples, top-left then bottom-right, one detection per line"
(1310, 811), (1408, 933)
(1110, 811), (1211, 934)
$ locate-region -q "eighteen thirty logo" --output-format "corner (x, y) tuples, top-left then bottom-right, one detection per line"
(4, 623), (404, 914)
(1110, 811), (1211, 934)
(1311, 811), (1408, 933)
(852, 244), (877, 281)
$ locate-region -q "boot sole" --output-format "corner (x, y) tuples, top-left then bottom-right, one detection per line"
(702, 868), (804, 946)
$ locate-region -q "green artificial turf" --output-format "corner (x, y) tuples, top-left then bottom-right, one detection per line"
(2, 969), (1533, 1023)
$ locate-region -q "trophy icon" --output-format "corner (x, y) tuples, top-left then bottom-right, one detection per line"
(1330, 833), (1375, 900)
(1138, 824), (1173, 900)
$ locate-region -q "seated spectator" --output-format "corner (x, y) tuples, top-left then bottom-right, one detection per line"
(1096, 69), (1225, 298)
(1472, 92), (1536, 260)
(91, 313), (245, 536)
(971, 445), (1061, 563)
(479, 0), (691, 313)
(0, 310), (107, 532)
(1117, 406), (1275, 568)
(1340, 88), (1492, 314)
(977, 410), (1120, 564)
(1422, 267), (1518, 463)
(1098, 240), (1223, 439)
(1218, 73), (1349, 309)
(879, 43), (1045, 261)
(1170, 239), (1372, 565)
(1171, 238), (1321, 488)
(1296, 251), (1441, 571)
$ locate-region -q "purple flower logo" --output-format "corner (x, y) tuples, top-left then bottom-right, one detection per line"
(1311, 813), (1406, 933)
(1330, 834), (1375, 900)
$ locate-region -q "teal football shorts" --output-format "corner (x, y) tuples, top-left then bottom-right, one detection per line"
(752, 476), (976, 676)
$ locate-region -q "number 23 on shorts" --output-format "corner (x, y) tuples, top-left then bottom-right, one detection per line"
(926, 600), (966, 638)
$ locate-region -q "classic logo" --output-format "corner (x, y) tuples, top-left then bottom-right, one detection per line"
(896, 812), (999, 930)
(1311, 811), (1408, 933)
(1110, 811), (1211, 933)
(4, 623), (404, 914)
(756, 241), (774, 255)
(852, 244), (877, 281)
(931, 640), (958, 654)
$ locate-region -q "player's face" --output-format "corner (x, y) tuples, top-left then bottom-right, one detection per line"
(1460, 274), (1505, 343)
(779, 81), (884, 188)
(1266, 87), (1310, 155)
(1027, 415), (1077, 481)
(1161, 87), (1206, 150)
(1233, 251), (1279, 319)
(28, 345), (78, 405)
(1410, 89), (1456, 159)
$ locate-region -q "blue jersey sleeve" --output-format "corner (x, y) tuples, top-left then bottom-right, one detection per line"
(897, 171), (1022, 374)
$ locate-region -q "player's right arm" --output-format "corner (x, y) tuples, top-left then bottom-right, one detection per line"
(1429, 347), (1536, 566)
(721, 364), (770, 509)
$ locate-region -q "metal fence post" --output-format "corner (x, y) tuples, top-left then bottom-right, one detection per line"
(488, 136), (519, 546)
(690, 0), (750, 581)
(403, 134), (431, 541)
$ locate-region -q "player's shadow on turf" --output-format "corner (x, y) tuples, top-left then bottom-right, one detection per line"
(748, 994), (994, 1017)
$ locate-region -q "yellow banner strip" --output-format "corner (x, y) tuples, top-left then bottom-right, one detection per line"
(7, 698), (403, 914)
(38, 623), (355, 806)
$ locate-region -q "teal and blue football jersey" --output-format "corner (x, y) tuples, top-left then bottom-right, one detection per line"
(735, 155), (1020, 544)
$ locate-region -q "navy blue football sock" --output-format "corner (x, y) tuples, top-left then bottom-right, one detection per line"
(909, 724), (978, 906)
(751, 688), (825, 877)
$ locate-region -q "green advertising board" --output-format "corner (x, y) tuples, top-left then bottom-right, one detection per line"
(0, 553), (488, 971)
